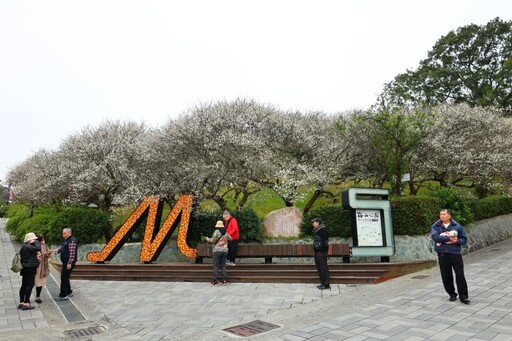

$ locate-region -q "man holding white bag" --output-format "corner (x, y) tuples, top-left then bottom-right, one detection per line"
(431, 208), (470, 304)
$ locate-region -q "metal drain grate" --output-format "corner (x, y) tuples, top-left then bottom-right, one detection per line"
(63, 326), (106, 339)
(46, 272), (86, 322)
(223, 320), (281, 337)
(412, 275), (430, 279)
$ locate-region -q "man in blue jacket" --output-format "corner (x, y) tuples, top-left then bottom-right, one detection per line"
(431, 209), (470, 304)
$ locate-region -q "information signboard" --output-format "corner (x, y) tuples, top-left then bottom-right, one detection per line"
(355, 209), (384, 247)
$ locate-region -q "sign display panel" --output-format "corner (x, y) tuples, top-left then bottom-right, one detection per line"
(355, 209), (384, 246)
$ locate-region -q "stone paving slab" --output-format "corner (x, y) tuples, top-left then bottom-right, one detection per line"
(3, 217), (512, 340)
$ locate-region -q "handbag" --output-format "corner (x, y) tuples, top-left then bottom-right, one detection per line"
(11, 252), (23, 272)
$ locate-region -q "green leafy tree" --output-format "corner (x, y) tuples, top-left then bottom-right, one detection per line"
(341, 108), (435, 195)
(379, 17), (512, 115)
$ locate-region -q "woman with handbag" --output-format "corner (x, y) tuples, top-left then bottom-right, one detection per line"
(18, 232), (41, 310)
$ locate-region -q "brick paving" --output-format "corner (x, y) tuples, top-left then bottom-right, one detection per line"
(1, 217), (512, 340)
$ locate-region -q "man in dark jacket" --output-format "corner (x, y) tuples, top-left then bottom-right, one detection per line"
(312, 217), (330, 290)
(19, 232), (41, 310)
(53, 228), (78, 300)
(431, 208), (470, 304)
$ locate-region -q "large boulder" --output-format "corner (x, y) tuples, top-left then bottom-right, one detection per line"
(263, 207), (303, 238)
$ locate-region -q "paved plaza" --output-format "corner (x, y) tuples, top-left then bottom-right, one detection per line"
(1, 217), (512, 340)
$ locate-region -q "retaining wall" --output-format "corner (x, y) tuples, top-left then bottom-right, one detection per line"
(66, 213), (512, 263)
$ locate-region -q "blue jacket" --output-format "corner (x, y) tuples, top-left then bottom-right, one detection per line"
(431, 219), (467, 254)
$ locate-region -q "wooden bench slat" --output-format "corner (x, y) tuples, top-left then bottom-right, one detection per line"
(196, 243), (351, 264)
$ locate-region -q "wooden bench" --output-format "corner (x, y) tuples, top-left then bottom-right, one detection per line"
(195, 243), (351, 264)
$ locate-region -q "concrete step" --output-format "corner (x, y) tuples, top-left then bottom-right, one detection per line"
(65, 260), (436, 285)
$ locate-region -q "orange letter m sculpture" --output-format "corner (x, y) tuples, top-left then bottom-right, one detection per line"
(87, 195), (196, 263)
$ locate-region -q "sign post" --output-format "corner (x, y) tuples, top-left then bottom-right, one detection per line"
(341, 188), (394, 262)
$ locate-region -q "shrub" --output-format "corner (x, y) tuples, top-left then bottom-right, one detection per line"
(16, 211), (58, 244)
(187, 211), (219, 247)
(473, 195), (512, 220)
(300, 204), (352, 238)
(0, 205), (8, 217)
(431, 187), (476, 225)
(391, 196), (440, 235)
(236, 209), (263, 243)
(52, 207), (112, 245)
(186, 208), (263, 246)
(4, 204), (30, 236)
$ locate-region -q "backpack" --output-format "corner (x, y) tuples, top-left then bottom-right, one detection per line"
(11, 252), (23, 273)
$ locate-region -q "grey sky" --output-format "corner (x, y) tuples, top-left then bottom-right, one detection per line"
(1, 0), (511, 183)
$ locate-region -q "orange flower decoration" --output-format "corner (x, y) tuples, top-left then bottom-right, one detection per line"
(87, 195), (197, 263)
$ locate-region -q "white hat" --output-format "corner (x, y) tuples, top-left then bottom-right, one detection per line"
(24, 232), (38, 243)
(215, 220), (224, 228)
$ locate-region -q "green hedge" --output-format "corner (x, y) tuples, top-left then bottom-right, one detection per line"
(5, 194), (512, 246)
(5, 204), (31, 235)
(186, 209), (263, 247)
(300, 204), (352, 237)
(391, 196), (440, 235)
(472, 195), (512, 220)
(300, 194), (512, 237)
(5, 204), (111, 245)
(52, 207), (112, 245)
(0, 204), (8, 217)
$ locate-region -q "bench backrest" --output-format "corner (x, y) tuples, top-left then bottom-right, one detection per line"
(196, 243), (350, 258)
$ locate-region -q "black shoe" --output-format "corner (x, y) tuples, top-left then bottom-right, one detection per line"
(317, 285), (331, 290)
(460, 298), (471, 305)
(449, 296), (457, 302)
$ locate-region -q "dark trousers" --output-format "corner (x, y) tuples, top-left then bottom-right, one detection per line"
(314, 251), (330, 286)
(438, 253), (468, 299)
(60, 262), (75, 297)
(19, 267), (37, 303)
(227, 240), (239, 263)
(212, 252), (228, 282)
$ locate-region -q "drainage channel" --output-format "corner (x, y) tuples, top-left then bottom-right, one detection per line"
(223, 320), (281, 337)
(46, 273), (86, 323)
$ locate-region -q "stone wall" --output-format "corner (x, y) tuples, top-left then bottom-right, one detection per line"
(68, 213), (512, 264)
(337, 213), (512, 262)
(51, 241), (192, 264)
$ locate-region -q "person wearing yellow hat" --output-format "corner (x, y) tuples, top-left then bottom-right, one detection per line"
(18, 232), (41, 310)
(205, 220), (232, 285)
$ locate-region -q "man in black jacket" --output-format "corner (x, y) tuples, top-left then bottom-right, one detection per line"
(312, 218), (330, 290)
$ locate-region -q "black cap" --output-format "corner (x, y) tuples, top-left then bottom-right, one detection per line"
(311, 217), (323, 224)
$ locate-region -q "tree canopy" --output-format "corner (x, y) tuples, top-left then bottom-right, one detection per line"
(378, 17), (512, 115)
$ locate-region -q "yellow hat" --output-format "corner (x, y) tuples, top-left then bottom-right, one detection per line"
(215, 220), (224, 228)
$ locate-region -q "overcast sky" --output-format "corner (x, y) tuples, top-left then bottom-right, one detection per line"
(1, 1), (511, 183)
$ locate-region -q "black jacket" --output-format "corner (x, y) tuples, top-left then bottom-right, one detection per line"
(313, 224), (329, 253)
(20, 241), (41, 268)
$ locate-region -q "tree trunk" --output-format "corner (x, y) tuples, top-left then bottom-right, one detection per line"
(303, 189), (323, 215)
(213, 196), (227, 211)
(408, 181), (420, 195)
(237, 189), (250, 209)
